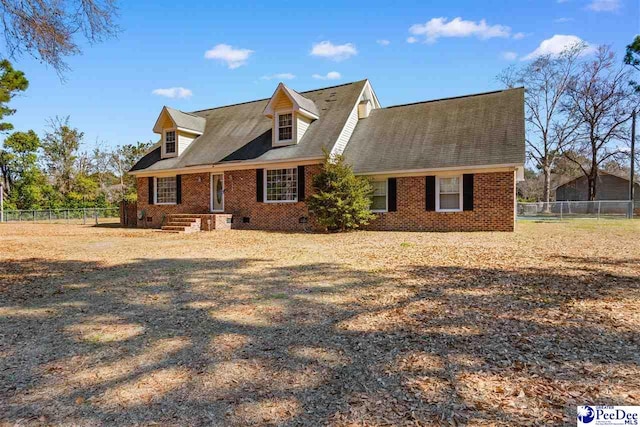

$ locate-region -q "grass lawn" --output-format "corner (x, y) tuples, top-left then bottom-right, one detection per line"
(1, 220), (639, 425)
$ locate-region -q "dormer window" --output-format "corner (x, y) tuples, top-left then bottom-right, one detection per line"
(277, 113), (293, 142)
(264, 83), (319, 147)
(165, 130), (176, 154)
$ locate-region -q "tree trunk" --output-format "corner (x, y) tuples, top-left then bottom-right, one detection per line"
(587, 172), (597, 201)
(542, 165), (552, 212)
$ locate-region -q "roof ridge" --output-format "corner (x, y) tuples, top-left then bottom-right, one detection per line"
(189, 79), (367, 114)
(383, 87), (524, 110)
(165, 106), (202, 119)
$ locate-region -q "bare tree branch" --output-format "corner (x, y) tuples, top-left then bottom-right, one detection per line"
(0, 0), (118, 76)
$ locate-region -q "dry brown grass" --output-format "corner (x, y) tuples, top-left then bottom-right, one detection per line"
(1, 220), (639, 426)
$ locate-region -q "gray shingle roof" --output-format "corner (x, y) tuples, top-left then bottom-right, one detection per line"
(343, 88), (525, 174)
(165, 107), (206, 133)
(281, 84), (320, 117)
(133, 80), (366, 172)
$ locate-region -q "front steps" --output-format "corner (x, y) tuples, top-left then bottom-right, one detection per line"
(160, 214), (201, 234)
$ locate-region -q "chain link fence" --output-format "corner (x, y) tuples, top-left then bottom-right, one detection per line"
(0, 207), (120, 224)
(517, 200), (638, 220)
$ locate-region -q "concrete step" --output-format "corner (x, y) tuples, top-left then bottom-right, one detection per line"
(168, 217), (199, 223)
(162, 225), (189, 231)
(165, 221), (197, 227)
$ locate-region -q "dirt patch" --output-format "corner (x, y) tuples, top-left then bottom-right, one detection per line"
(1, 221), (639, 425)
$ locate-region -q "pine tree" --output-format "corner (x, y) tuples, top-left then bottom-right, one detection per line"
(307, 153), (375, 232)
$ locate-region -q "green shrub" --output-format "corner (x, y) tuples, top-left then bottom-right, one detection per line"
(307, 153), (375, 232)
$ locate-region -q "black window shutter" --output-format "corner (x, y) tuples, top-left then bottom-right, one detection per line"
(256, 169), (264, 202)
(148, 177), (154, 205)
(463, 174), (474, 211)
(388, 178), (397, 212)
(425, 176), (436, 211)
(176, 175), (182, 204)
(297, 165), (305, 201)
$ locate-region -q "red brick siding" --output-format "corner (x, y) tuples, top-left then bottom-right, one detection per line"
(364, 172), (516, 232)
(223, 165), (321, 231)
(136, 173), (210, 228)
(137, 169), (516, 232)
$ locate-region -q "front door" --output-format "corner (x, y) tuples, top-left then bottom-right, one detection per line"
(211, 174), (224, 212)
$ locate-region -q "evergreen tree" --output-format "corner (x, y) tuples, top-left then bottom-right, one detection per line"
(307, 153), (375, 232)
(0, 60), (28, 132)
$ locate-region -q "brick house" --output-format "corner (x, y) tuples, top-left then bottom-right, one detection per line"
(130, 80), (525, 232)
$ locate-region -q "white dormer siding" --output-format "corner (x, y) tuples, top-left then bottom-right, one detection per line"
(331, 103), (359, 157)
(161, 129), (199, 158)
(297, 115), (312, 141)
(330, 80), (381, 158)
(178, 131), (198, 155)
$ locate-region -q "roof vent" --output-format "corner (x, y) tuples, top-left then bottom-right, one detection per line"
(358, 99), (372, 119)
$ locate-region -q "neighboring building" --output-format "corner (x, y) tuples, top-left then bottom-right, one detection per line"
(130, 80), (525, 232)
(555, 171), (640, 202)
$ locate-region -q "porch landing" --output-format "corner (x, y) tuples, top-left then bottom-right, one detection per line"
(159, 213), (233, 233)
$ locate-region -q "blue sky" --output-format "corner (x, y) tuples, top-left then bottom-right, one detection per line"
(4, 0), (638, 151)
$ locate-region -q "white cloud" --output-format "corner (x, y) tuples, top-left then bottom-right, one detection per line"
(554, 17), (574, 23)
(151, 87), (193, 99)
(406, 36), (418, 43)
(587, 0), (620, 11)
(513, 32), (526, 40)
(310, 41), (357, 61)
(204, 44), (254, 69)
(408, 17), (512, 43)
(501, 51), (518, 61)
(312, 71), (341, 80)
(521, 34), (596, 60)
(260, 73), (295, 80)
(376, 39), (391, 46)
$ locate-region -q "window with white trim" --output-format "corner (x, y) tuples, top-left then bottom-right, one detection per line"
(277, 113), (293, 142)
(265, 168), (297, 202)
(156, 177), (177, 204)
(370, 180), (387, 212)
(165, 130), (176, 154)
(437, 176), (462, 212)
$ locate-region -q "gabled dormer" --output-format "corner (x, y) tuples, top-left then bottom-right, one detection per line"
(263, 83), (319, 147)
(153, 106), (206, 159)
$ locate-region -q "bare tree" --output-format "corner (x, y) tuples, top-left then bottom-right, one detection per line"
(498, 44), (584, 208)
(0, 0), (118, 74)
(109, 141), (152, 201)
(561, 46), (639, 200)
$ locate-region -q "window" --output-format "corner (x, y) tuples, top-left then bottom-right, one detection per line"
(156, 177), (176, 204)
(265, 168), (297, 202)
(370, 180), (387, 212)
(277, 113), (293, 142)
(437, 176), (462, 212)
(165, 130), (176, 154)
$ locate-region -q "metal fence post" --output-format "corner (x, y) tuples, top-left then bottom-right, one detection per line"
(95, 209), (98, 225)
(83, 208), (86, 225)
(560, 202), (563, 220)
(33, 210), (36, 222)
